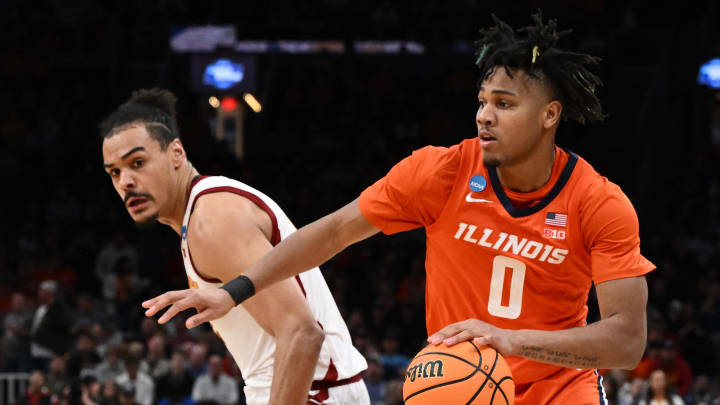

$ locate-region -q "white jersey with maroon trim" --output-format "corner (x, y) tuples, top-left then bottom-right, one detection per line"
(181, 176), (367, 390)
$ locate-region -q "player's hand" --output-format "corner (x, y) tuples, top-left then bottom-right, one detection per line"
(142, 287), (235, 329)
(427, 318), (514, 357)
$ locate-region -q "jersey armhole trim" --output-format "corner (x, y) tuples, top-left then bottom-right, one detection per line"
(186, 186), (282, 283)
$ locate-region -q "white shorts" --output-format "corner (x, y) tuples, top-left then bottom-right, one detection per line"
(244, 379), (370, 405)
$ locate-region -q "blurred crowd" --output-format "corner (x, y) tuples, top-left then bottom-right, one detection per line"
(2, 0), (720, 404)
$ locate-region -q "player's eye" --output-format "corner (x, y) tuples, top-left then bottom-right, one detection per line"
(478, 100), (486, 108)
(498, 100), (512, 108)
(132, 159), (144, 168)
(109, 168), (120, 177)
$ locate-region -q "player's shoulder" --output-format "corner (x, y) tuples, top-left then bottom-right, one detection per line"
(190, 179), (271, 237)
(573, 155), (627, 197)
(411, 141), (462, 162)
(570, 154), (637, 216)
(405, 139), (467, 173)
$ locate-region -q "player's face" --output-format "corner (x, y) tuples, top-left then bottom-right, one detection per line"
(476, 67), (556, 167)
(102, 125), (176, 224)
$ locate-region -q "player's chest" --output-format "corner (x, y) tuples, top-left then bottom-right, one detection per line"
(430, 174), (583, 265)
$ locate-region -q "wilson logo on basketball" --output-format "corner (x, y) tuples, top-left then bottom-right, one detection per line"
(406, 360), (444, 382)
(403, 342), (515, 404)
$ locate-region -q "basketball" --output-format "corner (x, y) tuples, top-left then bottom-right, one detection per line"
(403, 341), (515, 405)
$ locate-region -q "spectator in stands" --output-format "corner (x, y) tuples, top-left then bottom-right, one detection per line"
(633, 330), (666, 380)
(99, 380), (120, 405)
(45, 356), (70, 397)
(384, 379), (405, 405)
(95, 232), (139, 303)
(2, 292), (32, 371)
(81, 375), (101, 405)
(30, 280), (71, 371)
(617, 377), (649, 405)
(115, 355), (153, 405)
(379, 334), (410, 380)
(117, 384), (138, 405)
(364, 355), (387, 405)
(191, 354), (238, 405)
(66, 333), (102, 378)
(70, 294), (105, 336)
(15, 370), (51, 405)
(89, 322), (122, 358)
(145, 334), (170, 379)
(638, 369), (685, 405)
(187, 343), (208, 378)
(155, 351), (195, 405)
(139, 318), (160, 345)
(683, 375), (718, 405)
(110, 258), (146, 331)
(659, 340), (694, 396)
(126, 342), (150, 376)
(94, 344), (126, 383)
(604, 369), (636, 405)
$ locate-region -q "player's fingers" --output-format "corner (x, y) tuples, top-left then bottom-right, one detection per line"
(143, 290), (186, 316)
(142, 290), (180, 309)
(141, 295), (160, 309)
(427, 323), (462, 345)
(185, 308), (217, 329)
(157, 297), (195, 324)
(473, 336), (491, 347)
(443, 330), (475, 346)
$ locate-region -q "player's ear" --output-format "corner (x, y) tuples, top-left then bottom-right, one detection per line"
(169, 139), (185, 169)
(543, 100), (563, 129)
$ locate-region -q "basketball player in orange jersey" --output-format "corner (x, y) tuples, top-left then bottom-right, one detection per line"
(100, 89), (369, 405)
(144, 12), (655, 405)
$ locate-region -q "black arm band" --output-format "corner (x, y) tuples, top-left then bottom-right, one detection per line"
(220, 275), (256, 305)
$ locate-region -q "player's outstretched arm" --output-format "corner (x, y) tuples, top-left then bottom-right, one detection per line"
(142, 200), (379, 328)
(429, 275), (648, 370)
(241, 198), (380, 293)
(143, 198), (379, 327)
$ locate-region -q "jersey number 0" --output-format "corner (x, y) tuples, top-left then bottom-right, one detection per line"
(487, 255), (526, 319)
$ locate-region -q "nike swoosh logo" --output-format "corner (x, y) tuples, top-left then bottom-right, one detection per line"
(465, 193), (493, 203)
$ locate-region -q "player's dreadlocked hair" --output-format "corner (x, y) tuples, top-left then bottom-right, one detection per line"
(99, 88), (180, 149)
(475, 11), (604, 124)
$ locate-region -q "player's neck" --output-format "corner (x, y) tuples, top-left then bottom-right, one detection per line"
(496, 143), (556, 193)
(157, 163), (200, 235)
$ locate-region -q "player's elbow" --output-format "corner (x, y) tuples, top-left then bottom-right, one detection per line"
(289, 320), (325, 354)
(305, 323), (326, 355)
(616, 333), (645, 369)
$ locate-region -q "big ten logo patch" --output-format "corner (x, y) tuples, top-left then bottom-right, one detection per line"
(543, 228), (566, 240)
(406, 360), (445, 382)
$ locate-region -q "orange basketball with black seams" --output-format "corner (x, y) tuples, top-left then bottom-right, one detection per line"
(403, 341), (515, 404)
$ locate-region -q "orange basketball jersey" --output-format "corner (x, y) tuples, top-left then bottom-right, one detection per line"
(359, 138), (655, 388)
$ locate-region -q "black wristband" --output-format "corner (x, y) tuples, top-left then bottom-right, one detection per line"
(220, 275), (256, 305)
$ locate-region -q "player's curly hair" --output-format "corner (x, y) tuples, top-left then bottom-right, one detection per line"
(99, 88), (180, 149)
(475, 11), (604, 124)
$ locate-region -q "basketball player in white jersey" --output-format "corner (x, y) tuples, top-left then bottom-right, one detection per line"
(99, 88), (369, 405)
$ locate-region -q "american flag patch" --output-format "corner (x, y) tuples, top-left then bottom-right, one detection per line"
(545, 212), (567, 227)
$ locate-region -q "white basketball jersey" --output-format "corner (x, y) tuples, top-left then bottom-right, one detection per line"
(181, 176), (367, 390)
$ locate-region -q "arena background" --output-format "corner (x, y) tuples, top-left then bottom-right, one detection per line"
(1, 1), (719, 404)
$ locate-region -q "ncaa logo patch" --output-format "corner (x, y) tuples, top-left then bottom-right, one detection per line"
(181, 225), (187, 240)
(469, 175), (487, 192)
